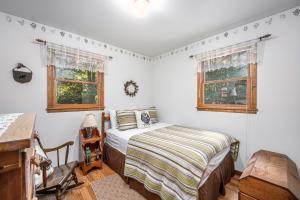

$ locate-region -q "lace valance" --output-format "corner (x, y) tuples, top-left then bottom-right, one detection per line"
(47, 43), (107, 72)
(195, 41), (258, 72)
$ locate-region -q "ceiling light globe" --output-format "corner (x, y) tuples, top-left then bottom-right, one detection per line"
(133, 0), (150, 16)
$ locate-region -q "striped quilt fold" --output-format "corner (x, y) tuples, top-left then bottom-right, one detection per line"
(124, 125), (238, 200)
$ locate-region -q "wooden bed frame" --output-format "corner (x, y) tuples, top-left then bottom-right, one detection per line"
(100, 112), (235, 200)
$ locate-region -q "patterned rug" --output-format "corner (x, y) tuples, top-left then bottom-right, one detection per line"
(91, 174), (146, 200)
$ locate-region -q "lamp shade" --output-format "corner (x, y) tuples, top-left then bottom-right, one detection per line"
(83, 113), (97, 128)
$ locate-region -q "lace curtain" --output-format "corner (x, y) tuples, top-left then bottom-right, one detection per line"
(195, 41), (261, 72)
(46, 43), (106, 72)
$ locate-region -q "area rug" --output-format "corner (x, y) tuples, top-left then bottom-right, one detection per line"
(91, 174), (146, 200)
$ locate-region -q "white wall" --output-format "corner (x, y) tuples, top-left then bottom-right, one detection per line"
(152, 8), (300, 171)
(0, 12), (153, 165)
(1, 7), (300, 172)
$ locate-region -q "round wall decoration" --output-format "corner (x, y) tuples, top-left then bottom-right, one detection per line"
(124, 80), (139, 97)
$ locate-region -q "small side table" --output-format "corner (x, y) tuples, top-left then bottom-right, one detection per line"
(79, 128), (103, 175)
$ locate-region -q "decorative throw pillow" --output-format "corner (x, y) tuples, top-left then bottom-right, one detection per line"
(135, 110), (152, 129)
(143, 107), (158, 123)
(116, 110), (138, 131)
(34, 143), (54, 187)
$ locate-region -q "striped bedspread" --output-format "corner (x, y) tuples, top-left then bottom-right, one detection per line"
(124, 125), (238, 200)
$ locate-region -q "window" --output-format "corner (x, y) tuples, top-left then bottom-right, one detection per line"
(47, 44), (105, 112)
(197, 43), (257, 114)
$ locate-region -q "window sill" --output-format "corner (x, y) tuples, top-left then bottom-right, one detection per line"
(47, 106), (104, 113)
(196, 107), (257, 114)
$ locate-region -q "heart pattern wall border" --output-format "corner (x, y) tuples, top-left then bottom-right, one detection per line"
(151, 7), (300, 62)
(1, 11), (152, 62)
(1, 7), (300, 63)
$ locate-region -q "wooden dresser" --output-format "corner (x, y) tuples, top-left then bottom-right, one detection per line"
(0, 113), (36, 200)
(239, 150), (300, 200)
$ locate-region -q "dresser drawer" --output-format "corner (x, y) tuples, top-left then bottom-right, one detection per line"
(0, 150), (21, 173)
(0, 150), (22, 200)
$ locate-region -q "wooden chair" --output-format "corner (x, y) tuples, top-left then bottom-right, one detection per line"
(34, 133), (84, 200)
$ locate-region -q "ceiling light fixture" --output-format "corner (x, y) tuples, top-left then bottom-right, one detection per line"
(133, 0), (150, 16)
(113, 0), (163, 18)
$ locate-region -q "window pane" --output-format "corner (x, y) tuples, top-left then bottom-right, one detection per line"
(56, 81), (98, 104)
(204, 80), (247, 105)
(56, 68), (97, 82)
(205, 66), (248, 81)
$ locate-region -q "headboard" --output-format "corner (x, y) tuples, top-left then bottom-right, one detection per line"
(101, 112), (111, 138)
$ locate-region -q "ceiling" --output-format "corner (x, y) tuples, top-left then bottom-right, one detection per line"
(0, 0), (299, 56)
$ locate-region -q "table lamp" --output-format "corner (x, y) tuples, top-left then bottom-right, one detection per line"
(82, 113), (97, 138)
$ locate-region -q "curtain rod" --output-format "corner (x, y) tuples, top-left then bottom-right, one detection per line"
(189, 34), (272, 59)
(34, 38), (113, 60)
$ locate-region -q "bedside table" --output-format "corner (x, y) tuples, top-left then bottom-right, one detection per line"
(79, 128), (103, 175)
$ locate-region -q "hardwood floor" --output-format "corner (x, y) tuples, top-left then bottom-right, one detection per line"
(38, 164), (240, 200)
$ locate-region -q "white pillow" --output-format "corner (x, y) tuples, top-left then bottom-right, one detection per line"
(109, 110), (118, 129)
(34, 144), (54, 187)
(135, 110), (152, 129)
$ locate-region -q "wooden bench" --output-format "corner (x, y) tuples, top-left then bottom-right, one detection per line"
(239, 150), (300, 200)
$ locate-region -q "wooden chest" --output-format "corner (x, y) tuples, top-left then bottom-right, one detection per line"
(239, 150), (300, 200)
(0, 113), (36, 200)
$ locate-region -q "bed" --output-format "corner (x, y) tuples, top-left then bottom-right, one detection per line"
(101, 112), (237, 200)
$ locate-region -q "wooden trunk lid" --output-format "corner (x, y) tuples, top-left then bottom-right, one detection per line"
(240, 150), (300, 200)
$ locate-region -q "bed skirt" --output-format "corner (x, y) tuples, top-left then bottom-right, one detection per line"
(103, 143), (234, 200)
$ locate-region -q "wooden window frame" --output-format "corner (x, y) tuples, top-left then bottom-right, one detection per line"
(47, 65), (104, 113)
(197, 64), (257, 114)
